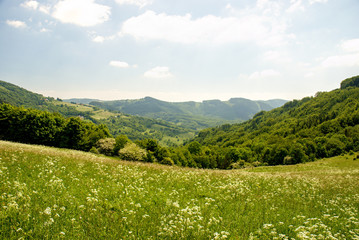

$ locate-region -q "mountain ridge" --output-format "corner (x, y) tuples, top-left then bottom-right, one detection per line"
(83, 96), (287, 122)
(187, 75), (359, 167)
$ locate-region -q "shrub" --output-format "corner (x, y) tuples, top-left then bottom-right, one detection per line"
(230, 160), (246, 169)
(160, 157), (174, 166)
(96, 138), (116, 156)
(283, 156), (294, 165)
(90, 146), (99, 154)
(114, 135), (131, 154)
(119, 143), (147, 161)
(252, 161), (261, 167)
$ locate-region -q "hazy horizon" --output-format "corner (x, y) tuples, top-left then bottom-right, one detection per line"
(1, 0), (359, 102)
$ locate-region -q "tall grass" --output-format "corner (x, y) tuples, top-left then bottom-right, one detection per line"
(1, 140), (359, 239)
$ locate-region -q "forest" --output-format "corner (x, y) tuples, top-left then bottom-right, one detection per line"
(0, 76), (358, 169)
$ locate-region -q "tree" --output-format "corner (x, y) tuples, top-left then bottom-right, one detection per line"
(187, 141), (202, 155)
(114, 134), (131, 154)
(60, 117), (86, 150)
(96, 138), (116, 156)
(118, 143), (147, 161)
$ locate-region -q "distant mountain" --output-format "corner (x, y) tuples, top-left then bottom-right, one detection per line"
(191, 75), (359, 166)
(64, 98), (100, 105)
(0, 80), (195, 146)
(89, 97), (287, 130)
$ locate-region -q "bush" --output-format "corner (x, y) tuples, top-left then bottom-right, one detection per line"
(114, 135), (131, 154)
(96, 138), (116, 156)
(230, 160), (246, 169)
(160, 157), (174, 166)
(89, 146), (99, 154)
(283, 156), (294, 165)
(252, 161), (261, 167)
(119, 143), (147, 161)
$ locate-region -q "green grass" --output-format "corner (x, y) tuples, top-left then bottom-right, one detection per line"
(1, 140), (359, 239)
(51, 101), (118, 120)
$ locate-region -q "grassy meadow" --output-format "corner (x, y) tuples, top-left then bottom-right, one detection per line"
(1, 140), (359, 239)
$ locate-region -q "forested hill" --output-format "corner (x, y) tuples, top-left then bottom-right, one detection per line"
(0, 80), (47, 107)
(190, 75), (359, 166)
(0, 80), (96, 118)
(0, 80), (196, 146)
(88, 97), (287, 122)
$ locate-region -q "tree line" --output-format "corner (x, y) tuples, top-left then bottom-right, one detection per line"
(0, 103), (110, 151)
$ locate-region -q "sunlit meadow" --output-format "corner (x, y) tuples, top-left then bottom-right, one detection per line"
(1, 140), (359, 239)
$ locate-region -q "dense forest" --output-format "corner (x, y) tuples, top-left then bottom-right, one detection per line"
(185, 75), (359, 168)
(0, 80), (195, 145)
(0, 103), (111, 151)
(0, 76), (358, 169)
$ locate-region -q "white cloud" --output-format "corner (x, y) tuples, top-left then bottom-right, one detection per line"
(287, 0), (305, 13)
(6, 20), (27, 28)
(320, 38), (359, 68)
(309, 0), (328, 4)
(256, 0), (282, 16)
(40, 28), (50, 32)
(109, 61), (130, 68)
(93, 36), (105, 43)
(39, 5), (51, 14)
(144, 66), (173, 79)
(248, 69), (281, 80)
(120, 10), (289, 46)
(341, 39), (359, 53)
(321, 53), (359, 68)
(52, 0), (111, 27)
(263, 51), (281, 61)
(92, 34), (115, 43)
(115, 0), (153, 8)
(21, 0), (39, 10)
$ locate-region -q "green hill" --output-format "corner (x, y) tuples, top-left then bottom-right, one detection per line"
(0, 80), (47, 107)
(87, 97), (287, 130)
(0, 80), (99, 118)
(0, 80), (195, 145)
(189, 75), (359, 167)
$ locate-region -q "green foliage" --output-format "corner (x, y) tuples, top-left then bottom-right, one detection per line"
(96, 138), (116, 156)
(114, 134), (131, 154)
(90, 96), (287, 130)
(340, 75), (359, 89)
(118, 142), (147, 161)
(160, 157), (174, 165)
(0, 80), (48, 107)
(98, 114), (195, 147)
(0, 103), (111, 152)
(189, 78), (359, 167)
(187, 141), (202, 155)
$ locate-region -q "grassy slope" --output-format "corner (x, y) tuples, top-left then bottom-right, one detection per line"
(1, 140), (359, 239)
(51, 101), (118, 120)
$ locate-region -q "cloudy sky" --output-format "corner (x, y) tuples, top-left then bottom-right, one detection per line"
(1, 0), (359, 102)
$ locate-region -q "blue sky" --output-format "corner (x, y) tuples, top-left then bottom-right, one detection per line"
(1, 0), (359, 101)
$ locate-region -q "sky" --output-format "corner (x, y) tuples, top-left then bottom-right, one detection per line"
(1, 0), (359, 102)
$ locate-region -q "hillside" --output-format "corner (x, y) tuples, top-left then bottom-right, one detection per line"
(0, 80), (47, 107)
(1, 140), (359, 239)
(190, 75), (359, 166)
(87, 97), (287, 130)
(0, 80), (195, 145)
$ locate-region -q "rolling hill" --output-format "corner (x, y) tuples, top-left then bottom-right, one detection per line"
(83, 96), (287, 130)
(188, 75), (359, 167)
(0, 80), (195, 145)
